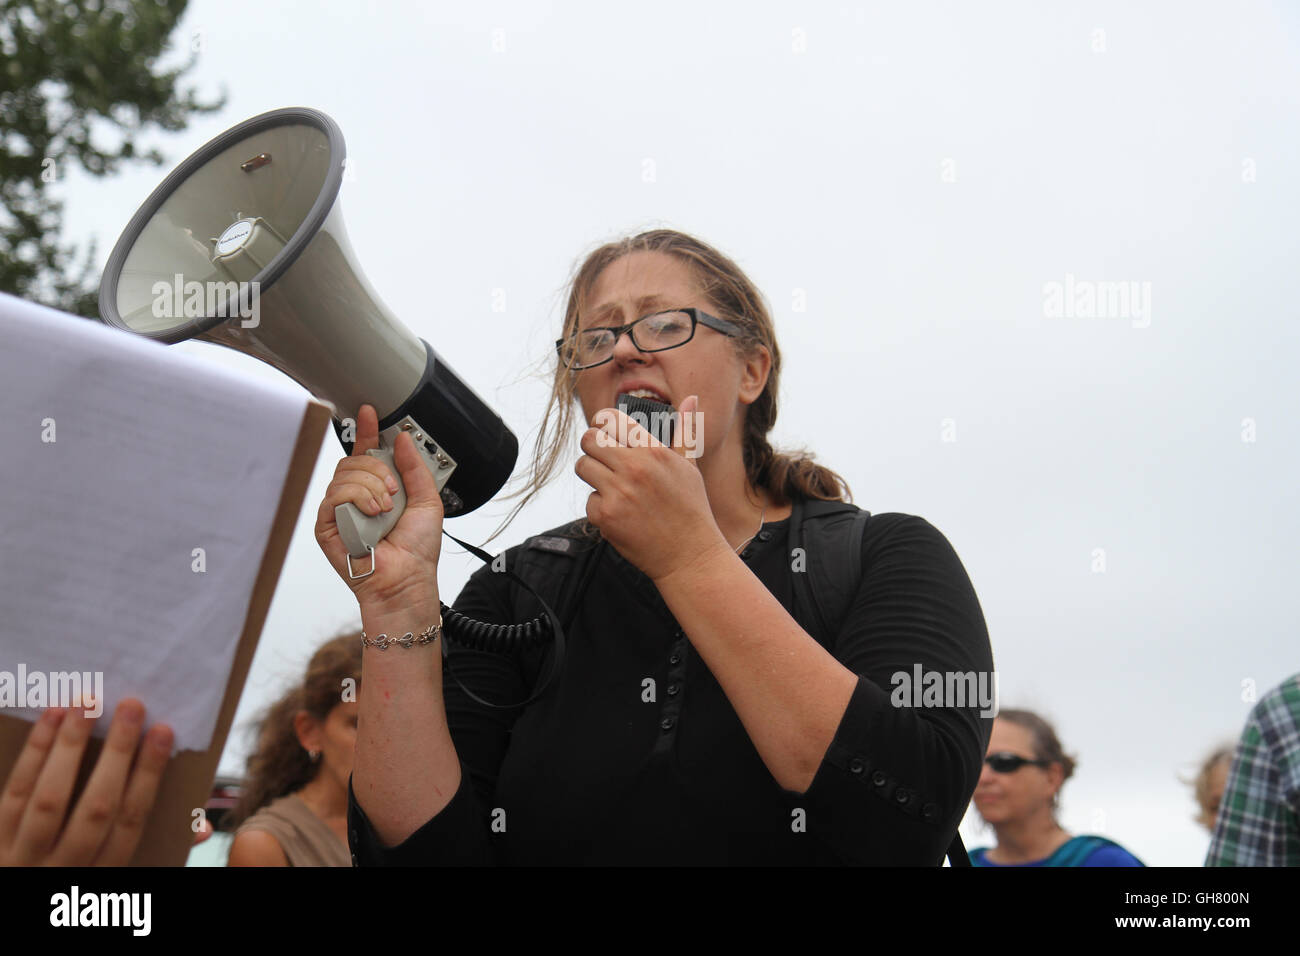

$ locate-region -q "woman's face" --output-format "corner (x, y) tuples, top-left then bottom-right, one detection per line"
(300, 701), (358, 794)
(973, 719), (1062, 826)
(571, 250), (768, 461)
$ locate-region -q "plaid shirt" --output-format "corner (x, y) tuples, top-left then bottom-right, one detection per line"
(1205, 674), (1300, 866)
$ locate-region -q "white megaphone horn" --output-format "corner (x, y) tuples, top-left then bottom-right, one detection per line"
(96, 107), (518, 571)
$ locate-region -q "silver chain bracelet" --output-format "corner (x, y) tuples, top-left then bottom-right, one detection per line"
(361, 619), (442, 651)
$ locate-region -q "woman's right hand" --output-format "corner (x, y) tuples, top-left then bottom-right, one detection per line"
(314, 404), (445, 606)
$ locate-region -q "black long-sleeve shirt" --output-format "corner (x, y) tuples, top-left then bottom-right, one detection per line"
(347, 507), (994, 865)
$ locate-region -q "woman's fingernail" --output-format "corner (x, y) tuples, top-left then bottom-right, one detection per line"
(118, 699), (144, 726)
(369, 496), (381, 514)
(382, 493), (393, 510)
(149, 725), (175, 755)
(385, 475), (399, 493)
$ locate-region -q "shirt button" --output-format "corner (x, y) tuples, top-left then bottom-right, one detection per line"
(871, 771), (887, 787)
(351, 854), (358, 866)
(849, 757), (864, 774)
(669, 653), (681, 665)
(921, 803), (938, 821)
(667, 683), (679, 696)
(894, 788), (911, 805)
(757, 530), (772, 542)
(660, 717), (675, 732)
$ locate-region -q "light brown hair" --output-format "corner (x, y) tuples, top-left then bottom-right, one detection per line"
(224, 631), (361, 830)
(997, 708), (1077, 810)
(498, 229), (850, 536)
(1187, 745), (1234, 830)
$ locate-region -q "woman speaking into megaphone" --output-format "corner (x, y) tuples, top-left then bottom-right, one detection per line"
(313, 229), (995, 865)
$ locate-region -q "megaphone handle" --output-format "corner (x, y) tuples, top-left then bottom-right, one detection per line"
(335, 445), (407, 557)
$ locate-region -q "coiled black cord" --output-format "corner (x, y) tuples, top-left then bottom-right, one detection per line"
(437, 530), (606, 708)
(438, 600), (553, 654)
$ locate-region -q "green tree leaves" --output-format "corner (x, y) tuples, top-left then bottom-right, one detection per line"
(0, 0), (224, 316)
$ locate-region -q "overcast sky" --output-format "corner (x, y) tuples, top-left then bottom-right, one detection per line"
(45, 0), (1300, 866)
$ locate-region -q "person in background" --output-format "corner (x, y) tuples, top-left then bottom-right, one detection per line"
(226, 632), (360, 866)
(1187, 744), (1234, 833)
(1206, 673), (1300, 866)
(968, 708), (1143, 867)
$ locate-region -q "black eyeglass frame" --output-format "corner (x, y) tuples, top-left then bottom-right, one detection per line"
(555, 307), (744, 370)
(984, 751), (1052, 774)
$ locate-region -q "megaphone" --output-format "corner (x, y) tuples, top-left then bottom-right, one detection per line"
(97, 107), (517, 564)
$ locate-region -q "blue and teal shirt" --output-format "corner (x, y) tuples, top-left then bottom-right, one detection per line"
(969, 835), (1144, 867)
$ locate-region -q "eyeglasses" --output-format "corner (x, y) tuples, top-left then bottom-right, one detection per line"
(984, 752), (1052, 774)
(556, 307), (743, 370)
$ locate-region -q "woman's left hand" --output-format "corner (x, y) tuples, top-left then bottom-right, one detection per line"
(0, 699), (174, 866)
(576, 395), (729, 582)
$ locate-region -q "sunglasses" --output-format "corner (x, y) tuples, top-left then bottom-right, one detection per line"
(984, 752), (1051, 774)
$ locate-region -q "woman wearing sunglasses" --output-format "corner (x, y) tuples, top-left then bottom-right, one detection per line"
(314, 229), (994, 865)
(969, 709), (1143, 866)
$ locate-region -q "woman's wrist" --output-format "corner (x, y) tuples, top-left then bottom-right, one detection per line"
(651, 533), (733, 590)
(358, 592), (446, 672)
(359, 605), (444, 645)
(357, 577), (442, 619)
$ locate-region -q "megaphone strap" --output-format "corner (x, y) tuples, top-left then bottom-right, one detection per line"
(346, 546), (377, 580)
(437, 528), (568, 710)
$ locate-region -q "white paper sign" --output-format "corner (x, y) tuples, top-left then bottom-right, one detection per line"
(0, 293), (311, 751)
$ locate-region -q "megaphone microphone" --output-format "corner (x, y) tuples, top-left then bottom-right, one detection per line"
(97, 107), (517, 567)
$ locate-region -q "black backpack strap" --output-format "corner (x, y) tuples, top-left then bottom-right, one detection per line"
(788, 496), (820, 639)
(947, 831), (970, 867)
(790, 497), (868, 649)
(522, 528), (606, 632)
(790, 497), (968, 868)
(504, 526), (605, 655)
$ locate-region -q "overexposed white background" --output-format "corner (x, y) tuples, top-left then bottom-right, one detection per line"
(50, 0), (1300, 865)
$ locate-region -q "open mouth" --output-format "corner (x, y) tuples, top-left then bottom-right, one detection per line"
(618, 387), (671, 405)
